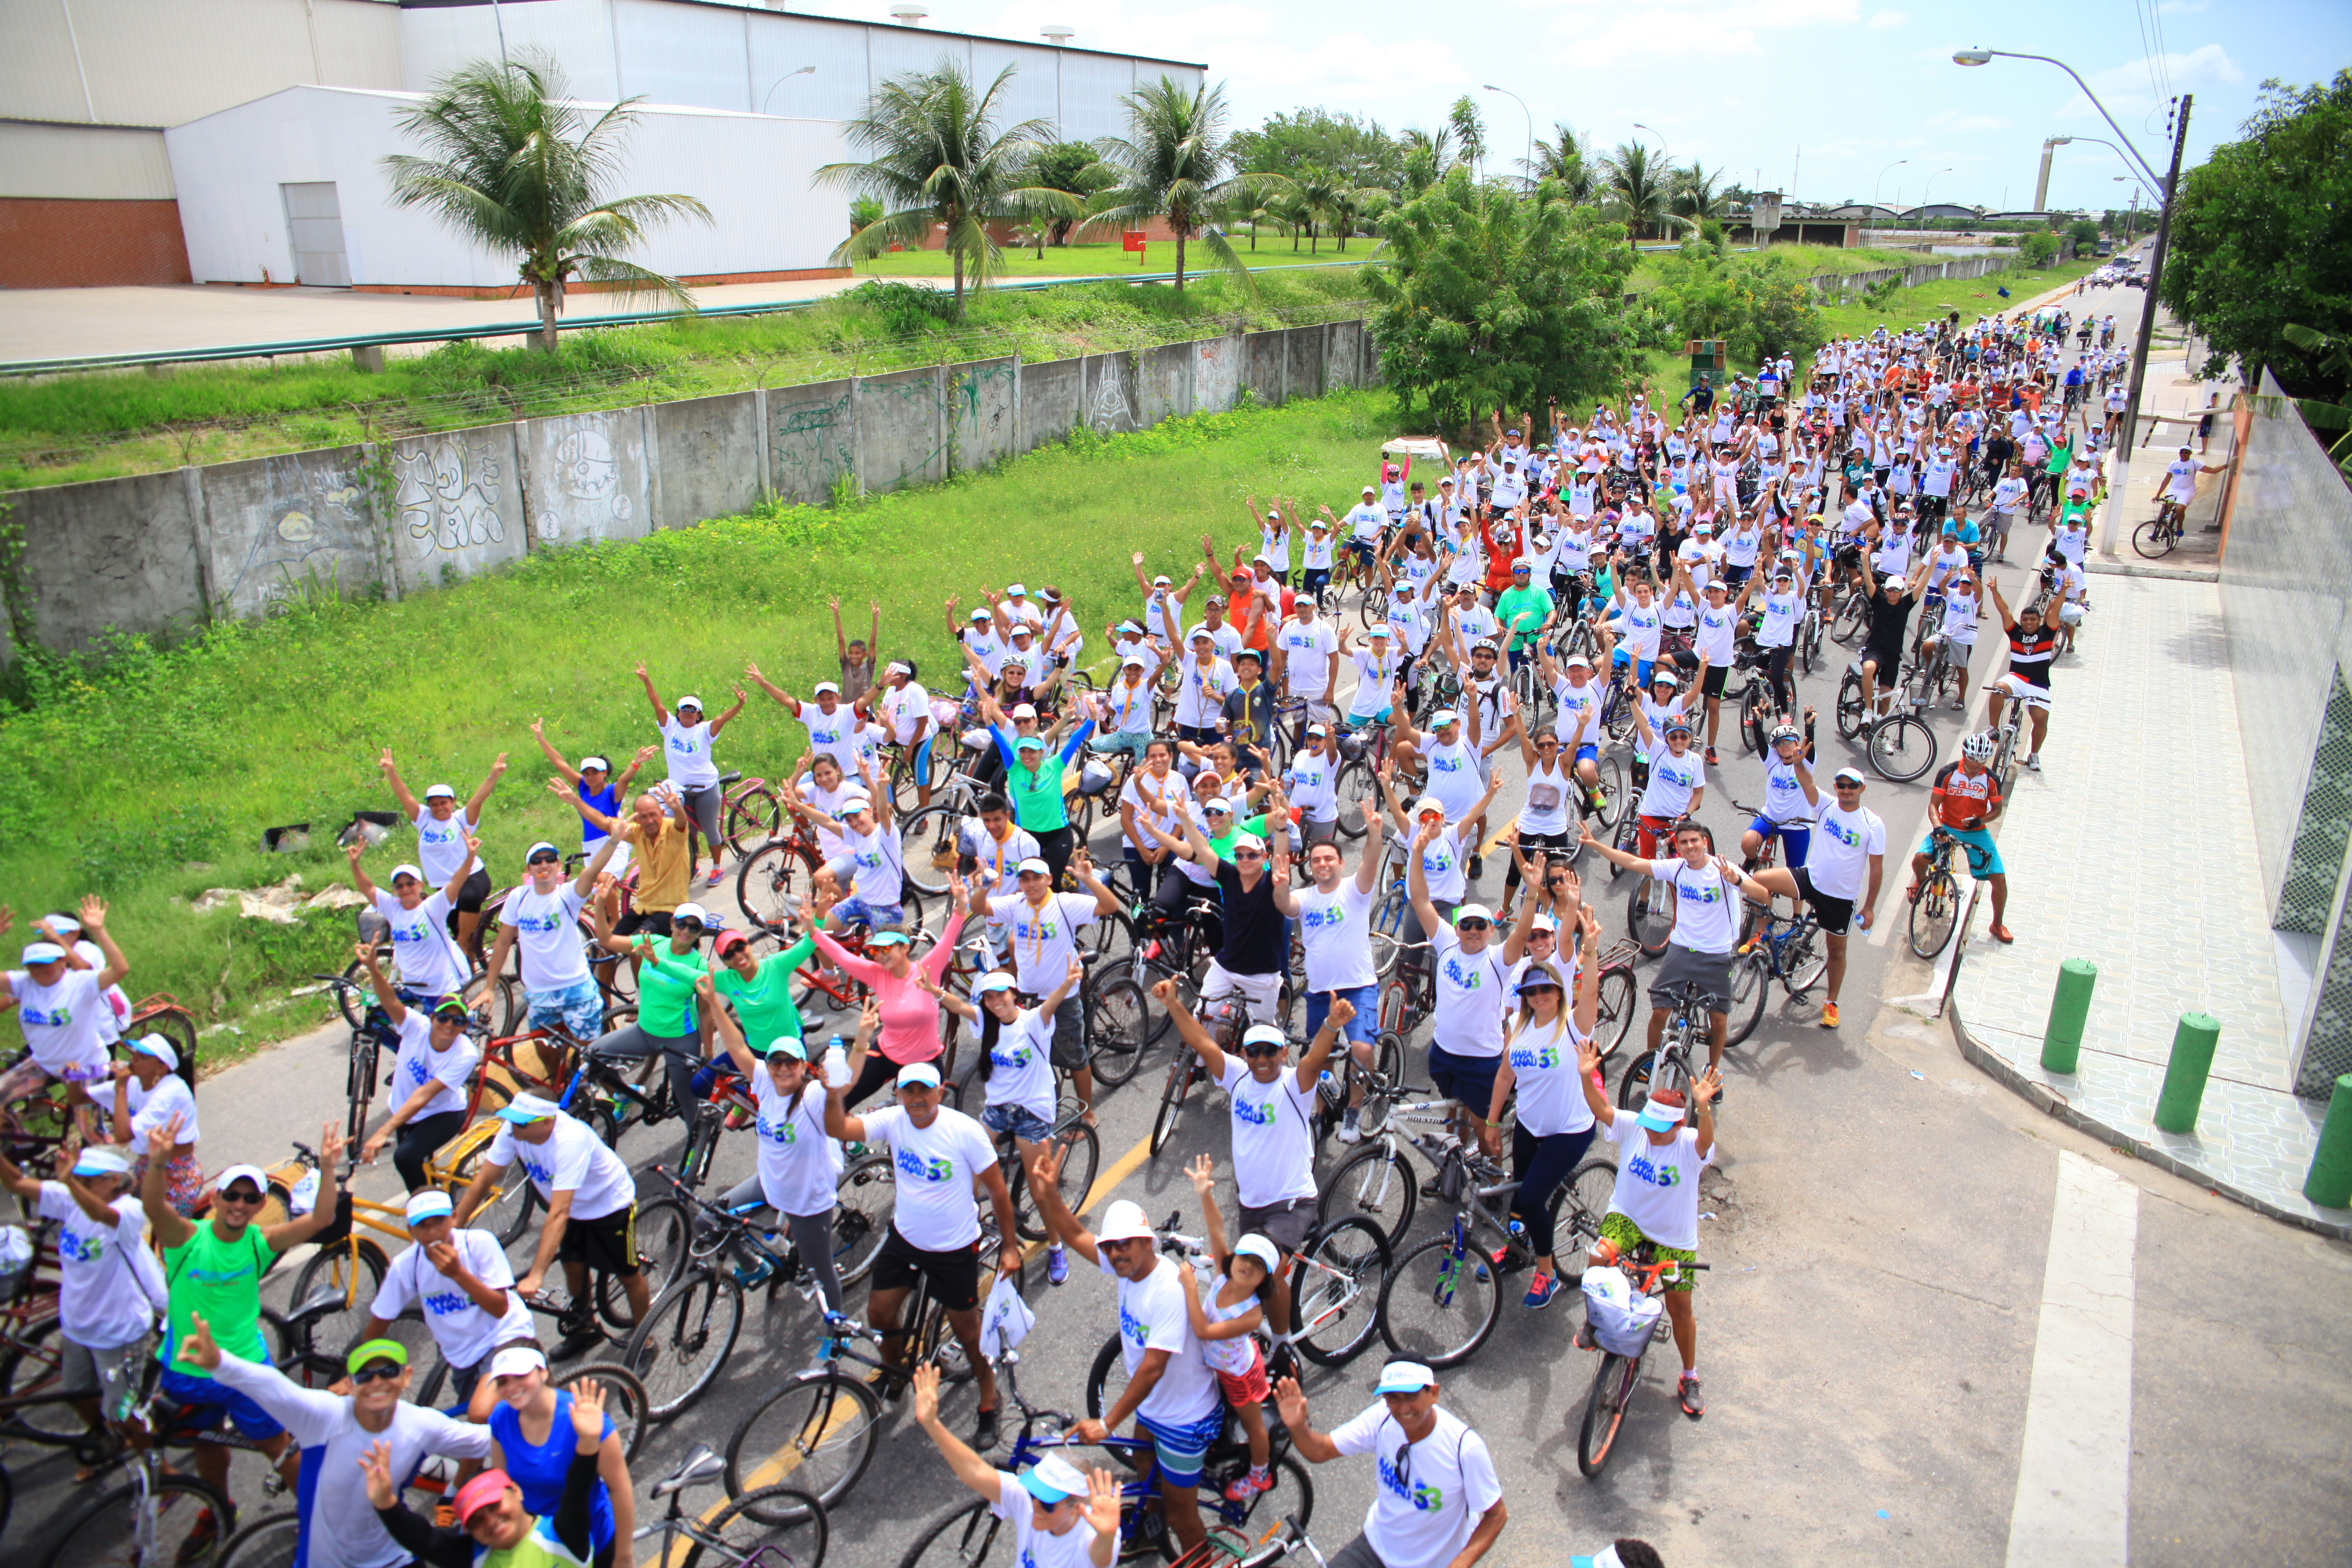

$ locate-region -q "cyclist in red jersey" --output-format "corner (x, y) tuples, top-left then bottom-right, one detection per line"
(1913, 732), (2012, 943)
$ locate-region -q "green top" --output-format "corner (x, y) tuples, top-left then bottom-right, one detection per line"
(710, 939), (814, 1050)
(1206, 812), (1277, 860)
(164, 1221), (274, 1371)
(636, 943), (712, 1038)
(2043, 442), (2072, 477)
(1494, 585), (1553, 651)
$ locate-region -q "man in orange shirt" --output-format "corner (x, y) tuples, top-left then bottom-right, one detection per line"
(1911, 732), (2011, 941)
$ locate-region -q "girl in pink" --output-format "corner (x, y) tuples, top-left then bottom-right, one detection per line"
(809, 874), (967, 1109)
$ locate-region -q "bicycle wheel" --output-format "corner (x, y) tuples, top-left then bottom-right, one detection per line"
(2132, 519), (2176, 560)
(1288, 1215), (1392, 1366)
(1723, 952), (1770, 1048)
(451, 1130), (539, 1247)
(1375, 1230), (1502, 1369)
(1083, 975), (1149, 1089)
(1358, 585), (1387, 629)
(214, 1509), (300, 1568)
(1590, 753), (1626, 831)
(1592, 967), (1638, 1067)
(724, 1369), (884, 1516)
(831, 1150), (895, 1286)
(1574, 1351), (1635, 1477)
(1318, 1139), (1418, 1250)
(1022, 1119), (1099, 1240)
(1783, 926), (1829, 996)
(1614, 1048), (1656, 1111)
(897, 1499), (1007, 1568)
(629, 1196), (696, 1297)
(1627, 876), (1675, 959)
(1869, 713), (1938, 783)
(1082, 1331), (1127, 1422)
(1369, 888), (1409, 976)
(677, 1483), (829, 1568)
(737, 839), (818, 932)
(1834, 670), (1866, 740)
(1333, 758), (1375, 840)
(621, 1266), (745, 1421)
(1831, 594), (1869, 645)
(724, 788), (783, 860)
(1800, 614), (1820, 675)
(46, 1474), (232, 1568)
(1908, 869), (1960, 961)
(559, 1362), (650, 1463)
(0, 1315), (84, 1444)
(1547, 1157), (1620, 1279)
(898, 805), (965, 900)
(290, 1239), (391, 1363)
(1149, 1053), (1198, 1158)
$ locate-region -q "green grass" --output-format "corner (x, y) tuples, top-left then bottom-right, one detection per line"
(849, 240), (1379, 278)
(0, 269), (1373, 491)
(1810, 254), (2103, 344)
(1, 387), (1399, 1061)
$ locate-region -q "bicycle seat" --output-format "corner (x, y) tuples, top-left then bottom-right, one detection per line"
(652, 1445), (727, 1498)
(717, 771), (743, 787)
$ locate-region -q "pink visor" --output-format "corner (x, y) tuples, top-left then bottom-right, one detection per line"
(454, 1470), (515, 1525)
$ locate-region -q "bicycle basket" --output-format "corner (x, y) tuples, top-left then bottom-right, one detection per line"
(1580, 1265), (1663, 1357)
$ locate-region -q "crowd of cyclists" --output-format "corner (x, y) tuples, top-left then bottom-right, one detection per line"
(0, 281), (2151, 1568)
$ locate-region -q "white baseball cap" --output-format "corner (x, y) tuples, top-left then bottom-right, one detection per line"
(1096, 1200), (1156, 1243)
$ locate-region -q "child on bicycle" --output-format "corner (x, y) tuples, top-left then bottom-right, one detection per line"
(1181, 1156), (1278, 1502)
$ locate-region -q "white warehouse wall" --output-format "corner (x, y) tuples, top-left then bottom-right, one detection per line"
(165, 84), (848, 288)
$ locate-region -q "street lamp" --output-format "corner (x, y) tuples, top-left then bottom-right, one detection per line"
(1957, 47), (2189, 553)
(1870, 157), (1907, 244)
(1919, 165), (1954, 221)
(1483, 85), (1533, 189)
(758, 64), (815, 114)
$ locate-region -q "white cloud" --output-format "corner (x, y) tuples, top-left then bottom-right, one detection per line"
(1868, 9), (1906, 28)
(2068, 41), (2246, 119)
(1924, 108), (2010, 132)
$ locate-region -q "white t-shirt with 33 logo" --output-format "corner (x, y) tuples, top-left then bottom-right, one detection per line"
(1096, 1253), (1221, 1425)
(749, 1071), (842, 1217)
(368, 1225), (531, 1371)
(1504, 1014), (1593, 1138)
(1651, 858), (1739, 955)
(1214, 1058), (1317, 1209)
(1295, 879), (1375, 993)
(390, 1011), (478, 1122)
(1328, 1404), (1503, 1568)
(1806, 802), (1885, 902)
(1431, 926), (1510, 1058)
(861, 1104), (998, 1253)
(1603, 1115), (1711, 1250)
(988, 891), (1101, 996)
(487, 1113), (635, 1221)
(982, 1006), (1059, 1126)
(503, 882), (590, 992)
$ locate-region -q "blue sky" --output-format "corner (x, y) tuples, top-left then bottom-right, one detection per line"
(776, 0), (2352, 212)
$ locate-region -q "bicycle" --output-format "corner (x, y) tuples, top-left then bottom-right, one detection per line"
(39, 1387), (235, 1568)
(1148, 987), (1296, 1161)
(1572, 1241), (1710, 1478)
(1371, 1134), (1616, 1369)
(630, 1444), (828, 1568)
(1612, 981), (1709, 1111)
(1723, 905), (1829, 1046)
(1833, 655), (1939, 784)
(2133, 500), (2188, 559)
(1906, 826), (1986, 961)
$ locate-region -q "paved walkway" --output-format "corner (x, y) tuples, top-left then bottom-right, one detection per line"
(1943, 570), (2349, 1236)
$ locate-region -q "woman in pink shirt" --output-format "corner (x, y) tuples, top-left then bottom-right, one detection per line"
(810, 876), (967, 1109)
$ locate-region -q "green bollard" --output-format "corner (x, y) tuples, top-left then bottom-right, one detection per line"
(2153, 1012), (2221, 1133)
(2040, 959), (2097, 1074)
(2304, 1075), (2352, 1210)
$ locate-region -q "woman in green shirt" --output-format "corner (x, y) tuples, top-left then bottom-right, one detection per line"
(978, 689), (1098, 886)
(588, 900), (713, 1122)
(708, 926), (814, 1055)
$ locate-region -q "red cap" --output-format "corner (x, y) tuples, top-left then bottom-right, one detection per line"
(454, 1470), (516, 1525)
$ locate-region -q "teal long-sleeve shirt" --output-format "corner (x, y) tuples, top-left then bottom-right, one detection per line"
(634, 942), (712, 1039)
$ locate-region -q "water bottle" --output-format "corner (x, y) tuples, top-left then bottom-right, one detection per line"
(823, 1035), (851, 1088)
(1315, 1069), (1343, 1109)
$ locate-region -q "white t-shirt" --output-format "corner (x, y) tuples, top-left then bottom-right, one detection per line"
(794, 699), (861, 775)
(372, 890), (468, 1000)
(1504, 1014), (1593, 1140)
(748, 1072), (843, 1217)
(1215, 1059), (1318, 1209)
(1651, 858), (1739, 956)
(826, 821), (906, 908)
(368, 1227), (533, 1370)
(389, 1011), (478, 1122)
(1284, 748), (1341, 827)
(1098, 1254), (1222, 1426)
(39, 1185), (160, 1349)
(1277, 619), (1339, 700)
(412, 807), (481, 887)
(1603, 1115), (1711, 1251)
(8, 969), (112, 1080)
(660, 717), (721, 789)
(1693, 601), (1739, 668)
(503, 882), (590, 993)
(1416, 824), (1467, 905)
(126, 1070), (200, 1145)
(879, 680), (933, 745)
(1637, 745), (1704, 820)
(1421, 735), (1483, 822)
(861, 1104), (998, 1252)
(1807, 802), (1886, 902)
(2164, 458), (2199, 501)
(982, 1006), (1059, 1126)
(988, 1469), (1104, 1568)
(1516, 758), (1572, 837)
(1761, 758), (1817, 826)
(1345, 648), (1402, 720)
(1550, 678), (1602, 747)
(487, 1113), (635, 1221)
(1119, 772), (1187, 858)
(1328, 1404), (1504, 1568)
(1097, 675), (1157, 737)
(1173, 657), (1237, 730)
(959, 819), (1041, 900)
(1295, 879), (1376, 993)
(988, 891), (1102, 996)
(1431, 927), (1510, 1058)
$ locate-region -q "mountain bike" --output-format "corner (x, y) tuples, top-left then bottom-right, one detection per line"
(2133, 502), (2187, 559)
(1907, 826), (1986, 961)
(1723, 906), (1828, 1045)
(1612, 981), (1709, 1111)
(630, 1445), (827, 1568)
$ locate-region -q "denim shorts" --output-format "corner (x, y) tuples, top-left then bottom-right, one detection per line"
(528, 977), (606, 1042)
(979, 1101), (1054, 1144)
(1306, 983), (1380, 1046)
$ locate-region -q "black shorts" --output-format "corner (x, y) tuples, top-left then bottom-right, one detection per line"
(450, 867), (493, 918)
(614, 910), (674, 939)
(872, 1226), (982, 1313)
(1700, 663), (1730, 699)
(557, 1204), (640, 1277)
(1794, 866), (1856, 935)
(1237, 1196), (1320, 1256)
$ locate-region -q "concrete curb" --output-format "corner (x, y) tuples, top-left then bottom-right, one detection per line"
(1945, 998), (2352, 1242)
(2084, 557), (2219, 583)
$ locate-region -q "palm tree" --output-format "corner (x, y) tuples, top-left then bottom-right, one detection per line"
(1448, 96), (1487, 181)
(381, 55), (711, 353)
(1601, 140), (1679, 248)
(1524, 123), (1596, 203)
(1671, 162), (1731, 227)
(1398, 126), (1456, 195)
(1292, 164), (1339, 253)
(815, 59), (1078, 320)
(1083, 76), (1269, 294)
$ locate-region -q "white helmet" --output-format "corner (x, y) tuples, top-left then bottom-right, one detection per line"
(1961, 730), (1999, 763)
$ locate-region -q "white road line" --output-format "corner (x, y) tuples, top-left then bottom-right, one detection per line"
(2005, 1150), (2140, 1568)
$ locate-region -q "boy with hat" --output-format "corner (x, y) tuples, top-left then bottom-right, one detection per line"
(913, 1360), (1119, 1565)
(359, 1189), (534, 1411)
(354, 941), (486, 1192)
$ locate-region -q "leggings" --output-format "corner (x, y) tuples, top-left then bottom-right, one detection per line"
(394, 1110), (467, 1194)
(589, 1023), (705, 1122)
(680, 785), (722, 860)
(844, 1048), (942, 1112)
(1764, 643), (1795, 717)
(717, 1176), (845, 1315)
(1034, 824), (1075, 887)
(1511, 1121), (1599, 1260)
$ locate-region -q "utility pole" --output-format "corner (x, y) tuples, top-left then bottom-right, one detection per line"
(2100, 93), (2192, 555)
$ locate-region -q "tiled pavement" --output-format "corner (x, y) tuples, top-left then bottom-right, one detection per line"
(1942, 572), (2352, 1237)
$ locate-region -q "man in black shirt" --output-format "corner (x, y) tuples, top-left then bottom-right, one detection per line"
(1858, 557), (1934, 725)
(1156, 786), (1292, 1026)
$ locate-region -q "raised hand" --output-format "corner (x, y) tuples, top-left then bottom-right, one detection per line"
(1326, 992), (1356, 1027)
(1082, 1469), (1122, 1536)
(570, 1376), (609, 1444)
(1184, 1153), (1215, 1196)
(358, 1439), (398, 1511)
(911, 1362), (943, 1426)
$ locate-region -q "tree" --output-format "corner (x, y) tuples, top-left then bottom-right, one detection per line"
(2161, 71), (2352, 399)
(1524, 124), (1595, 203)
(1026, 140), (1106, 245)
(381, 55), (711, 354)
(1083, 75), (1267, 294)
(1364, 168), (1655, 433)
(2278, 324), (2352, 477)
(1652, 238), (1825, 367)
(816, 59), (1078, 321)
(1601, 141), (1679, 247)
(1448, 97), (1488, 181)
(1398, 126), (1456, 196)
(1671, 162), (1730, 226)
(1230, 110), (1402, 191)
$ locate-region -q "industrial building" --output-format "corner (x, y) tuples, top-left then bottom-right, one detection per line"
(0, 0), (1204, 291)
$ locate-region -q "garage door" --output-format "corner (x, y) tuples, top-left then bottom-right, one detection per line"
(281, 181), (351, 288)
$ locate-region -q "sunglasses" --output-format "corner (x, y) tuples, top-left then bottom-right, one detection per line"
(1232, 849), (1265, 861)
(673, 918), (705, 931)
(1457, 919), (1491, 932)
(1241, 1042), (1285, 1059)
(527, 855), (561, 867)
(217, 1187), (265, 1206)
(351, 1362), (405, 1386)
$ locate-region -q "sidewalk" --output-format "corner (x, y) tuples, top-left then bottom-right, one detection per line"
(1942, 571), (2351, 1237)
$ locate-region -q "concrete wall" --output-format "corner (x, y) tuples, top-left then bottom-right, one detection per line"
(8, 317), (1379, 652)
(1804, 254), (2012, 297)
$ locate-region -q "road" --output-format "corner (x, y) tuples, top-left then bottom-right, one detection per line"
(9, 271), (2347, 1567)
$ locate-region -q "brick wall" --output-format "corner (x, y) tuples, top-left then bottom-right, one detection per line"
(0, 198), (192, 288)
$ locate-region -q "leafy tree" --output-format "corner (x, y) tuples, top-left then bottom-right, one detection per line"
(2278, 324), (2352, 477)
(817, 59), (1078, 320)
(1364, 168), (1653, 433)
(849, 195), (885, 234)
(1083, 76), (1268, 294)
(1026, 140), (1106, 244)
(2161, 71), (2352, 399)
(2066, 218), (2101, 253)
(1230, 109), (1401, 191)
(1671, 162), (1730, 225)
(2020, 232), (2060, 266)
(1448, 97), (1488, 181)
(1398, 126), (1455, 196)
(1600, 141), (1679, 247)
(381, 54), (711, 353)
(1651, 238), (1825, 368)
(1525, 124), (1595, 203)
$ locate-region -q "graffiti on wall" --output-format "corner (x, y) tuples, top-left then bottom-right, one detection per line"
(222, 453), (376, 611)
(1086, 357), (1137, 435)
(397, 435), (506, 556)
(952, 360), (1018, 467)
(772, 389), (854, 501)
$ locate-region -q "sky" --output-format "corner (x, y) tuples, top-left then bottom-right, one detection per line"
(773, 0), (2352, 213)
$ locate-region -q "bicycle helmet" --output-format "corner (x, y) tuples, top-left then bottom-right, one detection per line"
(1768, 722), (1802, 746)
(1471, 637), (1499, 654)
(1961, 730), (1998, 763)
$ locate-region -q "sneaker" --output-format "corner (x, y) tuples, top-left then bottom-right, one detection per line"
(552, 1320), (603, 1362)
(1047, 1243), (1070, 1287)
(1468, 854), (1484, 882)
(1338, 1109), (1363, 1144)
(2024, 753), (2042, 772)
(732, 1259), (775, 1289)
(705, 867), (725, 886)
(1705, 746), (1719, 766)
(1679, 1373), (1706, 1418)
(1589, 789), (1611, 815)
(177, 1505), (238, 1567)
(1222, 1467), (1274, 1503)
(1524, 1270), (1563, 1310)
(972, 1406), (1000, 1451)
(1820, 1000), (1841, 1029)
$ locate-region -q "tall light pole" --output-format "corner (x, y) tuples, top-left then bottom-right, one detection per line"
(1957, 48), (2184, 553)
(1483, 85), (1532, 188)
(758, 64), (815, 114)
(1919, 165), (1954, 223)
(2034, 136), (2072, 211)
(1871, 157), (1907, 245)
